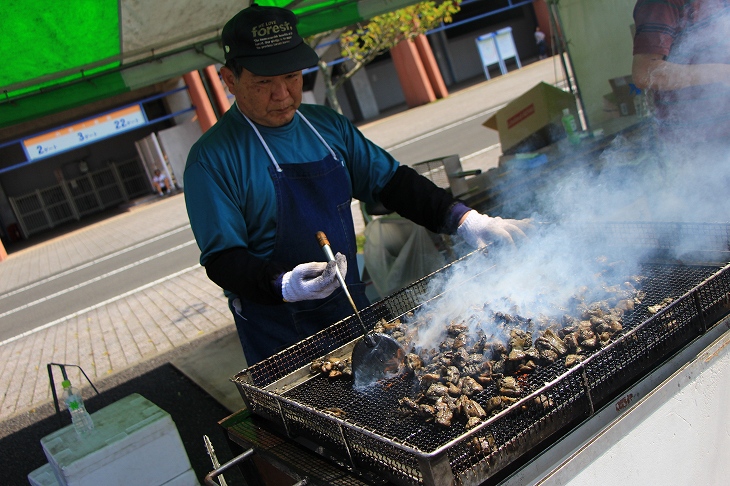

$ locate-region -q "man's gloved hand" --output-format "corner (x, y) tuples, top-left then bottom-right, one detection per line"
(457, 210), (531, 248)
(281, 252), (347, 302)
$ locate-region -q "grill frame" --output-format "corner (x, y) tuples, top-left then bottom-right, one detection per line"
(233, 222), (730, 485)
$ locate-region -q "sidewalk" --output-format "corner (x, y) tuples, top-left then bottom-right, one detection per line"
(0, 57), (566, 423)
(0, 195), (235, 422)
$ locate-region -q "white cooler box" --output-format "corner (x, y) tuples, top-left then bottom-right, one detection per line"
(30, 393), (198, 486)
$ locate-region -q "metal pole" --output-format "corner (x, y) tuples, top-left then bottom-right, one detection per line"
(547, 0), (591, 130)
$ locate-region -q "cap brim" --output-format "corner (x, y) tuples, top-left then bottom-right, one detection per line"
(237, 42), (319, 76)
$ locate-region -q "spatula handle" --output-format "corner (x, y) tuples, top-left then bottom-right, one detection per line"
(315, 231), (370, 343)
(316, 231), (330, 248)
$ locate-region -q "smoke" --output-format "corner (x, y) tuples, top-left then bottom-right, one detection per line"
(396, 5), (730, 353)
(527, 129), (730, 225)
(405, 119), (730, 352)
(406, 226), (642, 350)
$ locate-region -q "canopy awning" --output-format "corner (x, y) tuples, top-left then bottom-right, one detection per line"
(0, 0), (420, 129)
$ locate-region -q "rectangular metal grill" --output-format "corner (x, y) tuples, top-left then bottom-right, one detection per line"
(233, 222), (730, 485)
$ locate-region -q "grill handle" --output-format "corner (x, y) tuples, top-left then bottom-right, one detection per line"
(316, 230), (372, 346)
(205, 447), (308, 486)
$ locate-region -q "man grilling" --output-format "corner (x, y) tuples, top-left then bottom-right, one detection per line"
(632, 0), (730, 145)
(184, 3), (531, 365)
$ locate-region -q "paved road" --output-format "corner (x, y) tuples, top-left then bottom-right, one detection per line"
(0, 56), (565, 417)
(0, 57), (568, 347)
(384, 105), (503, 166)
(0, 225), (199, 341)
(0, 109), (502, 343)
(0, 57), (566, 484)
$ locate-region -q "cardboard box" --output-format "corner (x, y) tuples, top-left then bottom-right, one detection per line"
(603, 92), (636, 117)
(609, 75), (634, 97)
(607, 75), (638, 116)
(483, 82), (578, 155)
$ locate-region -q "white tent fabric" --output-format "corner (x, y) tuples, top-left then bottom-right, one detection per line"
(0, 0), (420, 129)
(120, 0), (241, 62)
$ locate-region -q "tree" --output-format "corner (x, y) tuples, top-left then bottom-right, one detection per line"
(308, 1), (461, 114)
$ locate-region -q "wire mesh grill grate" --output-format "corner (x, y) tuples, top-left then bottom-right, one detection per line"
(234, 223), (730, 485)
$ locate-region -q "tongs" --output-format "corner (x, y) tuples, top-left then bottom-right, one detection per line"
(316, 231), (406, 383)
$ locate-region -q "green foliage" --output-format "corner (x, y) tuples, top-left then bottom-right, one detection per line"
(356, 233), (366, 254)
(306, 1), (461, 114)
(340, 1), (461, 66)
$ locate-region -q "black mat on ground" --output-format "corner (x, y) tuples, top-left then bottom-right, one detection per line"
(1, 360), (244, 485)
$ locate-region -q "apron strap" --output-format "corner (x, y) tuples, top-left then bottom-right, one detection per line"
(238, 104), (341, 171)
(237, 103), (283, 172)
(296, 110), (341, 164)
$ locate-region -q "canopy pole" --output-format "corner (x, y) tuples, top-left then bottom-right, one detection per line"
(414, 34), (448, 100)
(391, 38), (436, 108)
(183, 70), (217, 132)
(203, 65), (232, 116)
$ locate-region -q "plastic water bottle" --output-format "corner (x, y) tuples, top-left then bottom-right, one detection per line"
(61, 380), (94, 437)
(561, 108), (581, 145)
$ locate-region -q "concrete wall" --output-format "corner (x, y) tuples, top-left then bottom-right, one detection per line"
(0, 5), (545, 242)
(362, 9), (542, 114)
(366, 60), (407, 112)
(0, 126), (160, 197)
(557, 0), (636, 128)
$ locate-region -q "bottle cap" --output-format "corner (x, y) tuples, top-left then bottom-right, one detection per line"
(62, 380), (71, 388)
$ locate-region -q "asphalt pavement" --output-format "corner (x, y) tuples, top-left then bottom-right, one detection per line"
(0, 57), (565, 485)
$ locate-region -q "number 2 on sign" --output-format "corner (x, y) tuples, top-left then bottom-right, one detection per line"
(115, 118), (131, 129)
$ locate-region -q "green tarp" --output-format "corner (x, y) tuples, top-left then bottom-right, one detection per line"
(0, 0), (420, 129)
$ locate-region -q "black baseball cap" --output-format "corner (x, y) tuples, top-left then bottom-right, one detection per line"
(222, 3), (319, 76)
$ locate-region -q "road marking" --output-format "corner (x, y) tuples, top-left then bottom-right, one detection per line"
(383, 78), (571, 153)
(461, 143), (501, 160)
(0, 80), (572, 345)
(0, 264), (201, 348)
(0, 225), (192, 301)
(0, 239), (197, 320)
(383, 104), (506, 152)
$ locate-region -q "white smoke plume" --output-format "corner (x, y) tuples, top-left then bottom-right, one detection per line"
(392, 3), (730, 353)
(406, 113), (730, 352)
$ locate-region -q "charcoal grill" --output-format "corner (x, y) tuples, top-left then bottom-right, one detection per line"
(232, 222), (730, 486)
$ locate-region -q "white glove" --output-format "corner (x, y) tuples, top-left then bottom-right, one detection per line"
(281, 252), (348, 302)
(457, 211), (531, 248)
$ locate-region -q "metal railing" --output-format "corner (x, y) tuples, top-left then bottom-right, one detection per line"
(9, 158), (150, 238)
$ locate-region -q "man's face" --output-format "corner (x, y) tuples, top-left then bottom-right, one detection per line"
(221, 66), (303, 127)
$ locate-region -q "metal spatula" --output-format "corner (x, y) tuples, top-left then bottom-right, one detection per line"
(316, 231), (406, 383)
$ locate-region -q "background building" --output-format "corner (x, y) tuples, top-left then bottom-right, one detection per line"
(0, 0), (550, 252)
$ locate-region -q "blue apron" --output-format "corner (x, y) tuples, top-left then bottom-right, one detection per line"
(230, 110), (369, 365)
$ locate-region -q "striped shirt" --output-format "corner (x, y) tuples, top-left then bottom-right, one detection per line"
(633, 0), (730, 142)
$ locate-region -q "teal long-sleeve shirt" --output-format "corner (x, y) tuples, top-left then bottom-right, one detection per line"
(184, 103), (398, 267)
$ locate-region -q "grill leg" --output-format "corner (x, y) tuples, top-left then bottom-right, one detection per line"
(418, 453), (455, 486)
(221, 440), (266, 486)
